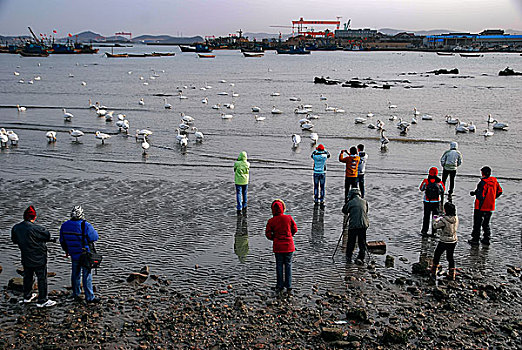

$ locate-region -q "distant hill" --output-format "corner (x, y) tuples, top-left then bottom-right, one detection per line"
(132, 35), (204, 44)
(69, 31), (106, 42)
(505, 29), (522, 35)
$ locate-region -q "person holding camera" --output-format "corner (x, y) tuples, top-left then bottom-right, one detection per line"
(11, 206), (57, 308)
(59, 206), (100, 304)
(468, 166), (503, 246)
(339, 146), (360, 203)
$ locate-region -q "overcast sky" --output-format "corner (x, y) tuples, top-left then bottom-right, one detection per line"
(0, 0), (521, 37)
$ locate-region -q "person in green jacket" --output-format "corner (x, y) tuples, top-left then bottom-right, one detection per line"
(234, 151), (250, 214)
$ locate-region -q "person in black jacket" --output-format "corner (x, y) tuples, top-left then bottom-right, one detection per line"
(11, 206), (56, 308)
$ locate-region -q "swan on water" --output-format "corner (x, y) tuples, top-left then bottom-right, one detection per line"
(7, 130), (19, 145)
(333, 108), (345, 113)
(201, 97), (208, 104)
(181, 113), (195, 124)
(368, 123), (377, 129)
(252, 106), (261, 112)
(0, 132), (8, 148)
(292, 134), (301, 147)
(421, 114), (433, 120)
(218, 91), (228, 96)
(320, 95), (327, 101)
(487, 114), (495, 124)
(139, 98), (145, 105)
(46, 131), (57, 143)
(192, 127), (204, 141)
(411, 116), (417, 124)
(482, 129), (494, 137)
(221, 113), (233, 119)
(63, 108), (74, 121)
(388, 101), (397, 109)
(95, 131), (111, 144)
(445, 115), (459, 125)
(212, 104), (221, 109)
(88, 99), (97, 109)
(117, 119), (130, 134)
(294, 107), (309, 115)
(380, 129), (389, 149)
(34, 76), (41, 81)
(355, 117), (367, 124)
(225, 103), (235, 110)
(14, 71), (20, 76)
(455, 122), (469, 133)
(367, 112), (374, 118)
(81, 81), (87, 86)
(310, 133), (319, 144)
(178, 92), (188, 99)
(18, 79), (25, 84)
(413, 107), (420, 116)
(164, 98), (172, 109)
(95, 106), (107, 117)
(271, 106), (282, 114)
(376, 120), (385, 130)
(303, 104), (313, 110)
(270, 92), (281, 97)
(17, 105), (26, 112)
(175, 128), (188, 142)
(69, 129), (84, 142)
(220, 80), (227, 83)
(306, 114), (320, 119)
(143, 82), (149, 86)
(468, 122), (476, 132)
(254, 115), (265, 121)
(232, 92), (239, 97)
(389, 115), (397, 121)
(105, 111), (114, 122)
(28, 80), (34, 84)
(136, 129), (153, 140)
(492, 120), (508, 130)
(141, 139), (150, 154)
(178, 121), (191, 131)
(289, 97), (301, 101)
(301, 122), (314, 130)
(325, 104), (336, 112)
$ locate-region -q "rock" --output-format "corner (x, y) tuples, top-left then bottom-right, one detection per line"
(382, 326), (409, 345)
(127, 273), (148, 283)
(432, 288), (447, 301)
(428, 68), (459, 75)
(412, 260), (430, 275)
(139, 266), (150, 275)
(394, 277), (406, 286)
(8, 277), (24, 292)
(321, 327), (344, 341)
(346, 308), (369, 323)
(329, 340), (360, 348)
(406, 286), (420, 295)
(385, 255), (394, 268)
(499, 67), (522, 76)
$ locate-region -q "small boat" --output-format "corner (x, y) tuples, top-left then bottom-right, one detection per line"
(153, 52), (175, 57)
(128, 53), (147, 57)
(276, 46), (310, 55)
(243, 52), (264, 57)
(436, 52), (454, 56)
(179, 44), (212, 53)
(459, 53), (483, 57)
(105, 52), (128, 58)
(198, 54), (215, 58)
(20, 51), (49, 57)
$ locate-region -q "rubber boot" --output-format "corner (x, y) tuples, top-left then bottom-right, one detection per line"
(429, 264), (438, 284)
(447, 268), (456, 281)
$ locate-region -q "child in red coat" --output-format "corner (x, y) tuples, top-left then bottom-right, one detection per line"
(265, 199), (297, 294)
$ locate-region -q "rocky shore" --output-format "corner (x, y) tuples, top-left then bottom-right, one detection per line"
(1, 261), (520, 349)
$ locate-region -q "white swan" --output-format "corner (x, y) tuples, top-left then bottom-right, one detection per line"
(389, 115), (397, 121)
(63, 108), (74, 121)
(178, 92), (188, 99)
(95, 131), (111, 144)
(34, 76), (41, 81)
(303, 104), (313, 110)
(218, 91), (228, 96)
(325, 104), (336, 112)
(271, 106), (282, 114)
(294, 107), (308, 114)
(220, 80), (227, 83)
(141, 139), (150, 154)
(380, 129), (389, 149)
(192, 127), (204, 141)
(411, 116), (417, 124)
(139, 98), (145, 106)
(306, 114), (320, 119)
(445, 115), (459, 125)
(46, 131), (57, 142)
(251, 106), (260, 112)
(201, 97), (208, 104)
(136, 129), (153, 140)
(368, 123), (377, 129)
(69, 129), (84, 142)
(376, 120), (385, 130)
(482, 129), (494, 137)
(95, 106), (107, 117)
(487, 114), (495, 124)
(320, 95), (327, 101)
(225, 103), (235, 110)
(289, 97), (301, 101)
(7, 131), (19, 145)
(388, 101), (397, 109)
(270, 92), (280, 97)
(492, 120), (508, 130)
(333, 108), (345, 113)
(117, 119), (130, 134)
(212, 104), (221, 110)
(181, 113), (195, 124)
(455, 122), (469, 133)
(292, 134), (301, 147)
(367, 112), (374, 118)
(28, 80), (34, 84)
(301, 122), (314, 130)
(179, 121), (191, 131)
(17, 104), (26, 112)
(421, 114), (433, 120)
(14, 71), (20, 76)
(175, 128), (188, 143)
(221, 113), (233, 119)
(413, 107), (420, 116)
(355, 117), (367, 124)
(310, 133), (318, 144)
(232, 92), (239, 97)
(0, 133), (8, 148)
(254, 115), (265, 121)
(468, 122), (476, 132)
(164, 98), (172, 109)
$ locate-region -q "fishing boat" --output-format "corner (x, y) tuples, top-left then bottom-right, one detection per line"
(19, 43), (50, 57)
(276, 46), (310, 55)
(241, 47), (264, 53)
(198, 53), (215, 58)
(20, 50), (50, 57)
(179, 44), (212, 53)
(436, 52), (454, 56)
(460, 53), (483, 57)
(105, 52), (129, 58)
(243, 52), (264, 57)
(153, 52), (175, 56)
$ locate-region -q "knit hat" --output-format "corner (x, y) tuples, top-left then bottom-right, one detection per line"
(23, 206), (36, 221)
(481, 166), (491, 177)
(71, 205), (85, 220)
(450, 141), (458, 150)
(428, 167), (438, 176)
(317, 144), (325, 151)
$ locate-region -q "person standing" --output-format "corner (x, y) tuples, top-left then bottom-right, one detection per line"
(342, 188), (369, 265)
(431, 202), (459, 281)
(468, 166), (503, 246)
(357, 144), (368, 198)
(311, 144), (330, 206)
(419, 167), (445, 236)
(234, 151), (250, 215)
(265, 199), (297, 295)
(59, 206), (100, 304)
(11, 206), (56, 308)
(339, 146), (360, 203)
(440, 142), (463, 197)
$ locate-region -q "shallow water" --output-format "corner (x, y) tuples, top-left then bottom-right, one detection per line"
(0, 48), (521, 296)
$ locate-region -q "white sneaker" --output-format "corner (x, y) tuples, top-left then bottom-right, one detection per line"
(36, 299), (57, 308)
(20, 293), (38, 304)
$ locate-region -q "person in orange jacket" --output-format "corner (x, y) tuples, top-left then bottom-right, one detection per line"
(339, 146), (360, 203)
(419, 167), (445, 236)
(468, 166), (503, 246)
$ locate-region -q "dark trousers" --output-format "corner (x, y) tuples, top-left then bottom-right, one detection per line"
(346, 228), (367, 261)
(275, 252), (293, 290)
(357, 174), (365, 198)
(442, 169), (457, 194)
(344, 177), (357, 202)
(422, 202), (440, 234)
(23, 264), (47, 303)
(433, 241), (456, 268)
(471, 209), (492, 241)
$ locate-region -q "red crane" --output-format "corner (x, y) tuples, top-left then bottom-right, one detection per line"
(115, 31), (132, 40)
(291, 18), (341, 37)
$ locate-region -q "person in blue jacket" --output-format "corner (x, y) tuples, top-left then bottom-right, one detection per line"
(311, 144), (331, 206)
(59, 206), (100, 304)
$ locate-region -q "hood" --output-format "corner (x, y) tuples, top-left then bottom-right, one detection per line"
(443, 216), (457, 224)
(271, 199), (286, 216)
(450, 141), (458, 150)
(348, 188), (361, 200)
(428, 167), (439, 176)
(237, 151), (247, 161)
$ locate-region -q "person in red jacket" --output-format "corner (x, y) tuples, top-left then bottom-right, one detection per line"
(265, 199), (297, 295)
(419, 167), (445, 236)
(339, 146), (360, 203)
(468, 166), (503, 246)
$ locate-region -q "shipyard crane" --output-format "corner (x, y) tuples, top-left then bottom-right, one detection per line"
(343, 19), (351, 30)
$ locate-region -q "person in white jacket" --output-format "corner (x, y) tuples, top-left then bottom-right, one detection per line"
(431, 202), (459, 280)
(440, 142), (463, 196)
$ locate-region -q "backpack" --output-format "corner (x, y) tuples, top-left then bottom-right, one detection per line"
(425, 180), (440, 200)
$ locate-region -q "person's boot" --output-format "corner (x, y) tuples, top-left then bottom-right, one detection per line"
(447, 268), (456, 281)
(429, 264), (439, 282)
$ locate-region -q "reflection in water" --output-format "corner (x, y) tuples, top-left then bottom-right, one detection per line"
(419, 236), (437, 265)
(310, 204), (325, 250)
(234, 214), (249, 263)
(466, 245), (489, 274)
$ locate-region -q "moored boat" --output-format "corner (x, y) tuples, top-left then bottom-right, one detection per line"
(276, 46), (310, 55)
(243, 52), (264, 57)
(179, 44), (212, 53)
(460, 53), (483, 57)
(436, 52), (454, 56)
(198, 53), (215, 58)
(105, 52), (129, 58)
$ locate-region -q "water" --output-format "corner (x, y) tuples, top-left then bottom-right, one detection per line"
(0, 47), (521, 297)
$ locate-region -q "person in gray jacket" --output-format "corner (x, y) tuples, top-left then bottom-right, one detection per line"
(342, 188), (369, 265)
(440, 142), (463, 196)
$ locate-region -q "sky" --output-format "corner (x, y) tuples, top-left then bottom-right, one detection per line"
(0, 0), (521, 37)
